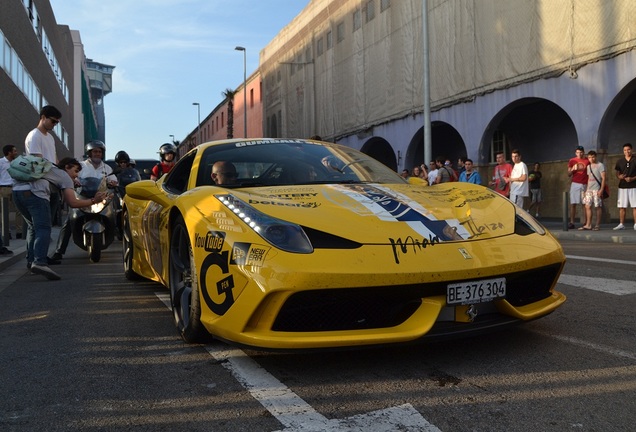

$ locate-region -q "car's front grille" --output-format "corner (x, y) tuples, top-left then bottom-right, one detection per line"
(271, 263), (562, 332)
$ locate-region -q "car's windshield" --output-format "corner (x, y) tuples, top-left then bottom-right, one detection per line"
(196, 139), (406, 187)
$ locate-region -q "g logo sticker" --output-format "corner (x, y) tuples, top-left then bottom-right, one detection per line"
(199, 250), (235, 315)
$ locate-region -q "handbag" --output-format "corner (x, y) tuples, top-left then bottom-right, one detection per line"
(589, 166), (609, 199)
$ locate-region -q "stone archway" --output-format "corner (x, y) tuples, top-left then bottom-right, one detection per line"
(598, 77), (636, 154)
(480, 97), (578, 165)
(406, 123), (466, 169)
(360, 136), (397, 171)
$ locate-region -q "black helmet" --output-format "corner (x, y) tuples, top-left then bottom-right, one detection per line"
(159, 143), (176, 155)
(159, 143), (177, 161)
(85, 140), (106, 158)
(115, 150), (130, 164)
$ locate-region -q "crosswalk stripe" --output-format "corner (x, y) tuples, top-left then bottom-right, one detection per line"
(558, 274), (636, 295)
(566, 254), (636, 266)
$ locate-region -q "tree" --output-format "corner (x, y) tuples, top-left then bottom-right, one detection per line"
(222, 88), (236, 139)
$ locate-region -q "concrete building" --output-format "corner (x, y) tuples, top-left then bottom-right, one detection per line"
(1, 0), (109, 160)
(258, 0), (636, 219)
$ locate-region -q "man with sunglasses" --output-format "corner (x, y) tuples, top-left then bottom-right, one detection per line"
(211, 161), (238, 185)
(24, 105), (61, 164)
(25, 106), (62, 237)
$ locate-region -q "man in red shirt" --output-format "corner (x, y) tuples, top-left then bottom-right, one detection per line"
(567, 145), (590, 229)
(151, 143), (177, 181)
(490, 151), (513, 197)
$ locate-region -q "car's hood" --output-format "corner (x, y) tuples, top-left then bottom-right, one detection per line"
(217, 182), (517, 244)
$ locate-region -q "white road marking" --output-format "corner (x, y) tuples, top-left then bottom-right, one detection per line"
(155, 293), (441, 432)
(566, 254), (636, 266)
(558, 274), (636, 295)
(531, 331), (636, 361)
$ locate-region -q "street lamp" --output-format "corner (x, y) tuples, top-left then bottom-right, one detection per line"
(235, 46), (247, 138)
(192, 102), (201, 147)
(169, 134), (175, 144)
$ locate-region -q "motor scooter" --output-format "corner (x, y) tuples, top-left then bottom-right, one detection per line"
(69, 176), (116, 262)
(113, 166), (141, 240)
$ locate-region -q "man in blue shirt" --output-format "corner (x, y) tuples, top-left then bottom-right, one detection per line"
(458, 159), (482, 184)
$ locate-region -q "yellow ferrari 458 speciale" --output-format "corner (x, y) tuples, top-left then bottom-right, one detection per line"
(122, 138), (566, 350)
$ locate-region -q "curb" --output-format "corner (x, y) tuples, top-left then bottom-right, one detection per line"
(0, 227), (61, 272)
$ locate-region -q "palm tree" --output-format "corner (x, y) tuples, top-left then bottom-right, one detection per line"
(222, 88), (236, 139)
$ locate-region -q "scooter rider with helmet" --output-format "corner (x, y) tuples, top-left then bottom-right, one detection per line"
(113, 150), (141, 195)
(50, 140), (117, 262)
(150, 143), (177, 180)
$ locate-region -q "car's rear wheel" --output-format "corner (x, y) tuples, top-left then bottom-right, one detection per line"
(169, 216), (210, 343)
(122, 209), (142, 280)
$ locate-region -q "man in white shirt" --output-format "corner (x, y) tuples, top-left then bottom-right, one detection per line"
(427, 160), (438, 186)
(25, 105), (60, 163)
(50, 141), (117, 261)
(0, 145), (23, 242)
(25, 105), (62, 227)
(507, 149), (529, 208)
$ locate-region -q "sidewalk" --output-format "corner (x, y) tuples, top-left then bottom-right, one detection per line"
(0, 227), (61, 273)
(540, 219), (636, 244)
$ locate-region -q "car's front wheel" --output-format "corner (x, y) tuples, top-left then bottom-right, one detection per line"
(169, 216), (210, 343)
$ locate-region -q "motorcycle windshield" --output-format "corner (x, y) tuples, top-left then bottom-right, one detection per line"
(79, 177), (108, 198)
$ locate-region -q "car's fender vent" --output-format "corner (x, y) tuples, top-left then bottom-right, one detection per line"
(301, 226), (362, 249)
(271, 264), (562, 332)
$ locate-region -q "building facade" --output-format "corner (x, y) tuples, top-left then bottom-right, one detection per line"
(1, 0), (108, 160)
(258, 0), (636, 219)
(179, 70), (263, 157)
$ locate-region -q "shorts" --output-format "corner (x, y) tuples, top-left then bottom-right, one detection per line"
(617, 188), (636, 208)
(570, 182), (586, 205)
(582, 190), (602, 208)
(530, 188), (542, 204)
(510, 194), (526, 208)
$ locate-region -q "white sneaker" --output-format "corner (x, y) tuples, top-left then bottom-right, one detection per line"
(613, 223), (625, 230)
(634, 223), (636, 231)
(31, 264), (61, 280)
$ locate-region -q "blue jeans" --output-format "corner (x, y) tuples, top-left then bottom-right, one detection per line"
(13, 190), (51, 266)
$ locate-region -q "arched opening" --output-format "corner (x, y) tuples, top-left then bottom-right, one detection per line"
(406, 123), (466, 169)
(599, 77), (636, 154)
(361, 136), (397, 171)
(480, 98), (578, 165)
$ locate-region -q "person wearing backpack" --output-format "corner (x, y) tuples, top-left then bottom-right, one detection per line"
(25, 105), (62, 226)
(12, 158), (108, 280)
(150, 143), (177, 180)
(24, 105), (60, 164)
(50, 141), (117, 262)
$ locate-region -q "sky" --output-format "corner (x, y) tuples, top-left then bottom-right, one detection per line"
(49, 0), (310, 159)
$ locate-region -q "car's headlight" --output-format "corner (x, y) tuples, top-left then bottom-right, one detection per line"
(217, 194), (314, 253)
(514, 203), (546, 235)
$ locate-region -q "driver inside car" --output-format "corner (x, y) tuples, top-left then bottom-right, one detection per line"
(211, 161), (238, 186)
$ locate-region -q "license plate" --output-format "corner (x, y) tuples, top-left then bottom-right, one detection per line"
(447, 277), (506, 305)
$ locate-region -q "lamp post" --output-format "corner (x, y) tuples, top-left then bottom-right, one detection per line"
(192, 102), (200, 147)
(235, 46), (247, 138)
(169, 134), (175, 144)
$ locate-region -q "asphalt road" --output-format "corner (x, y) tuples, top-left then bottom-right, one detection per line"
(0, 239), (634, 431)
